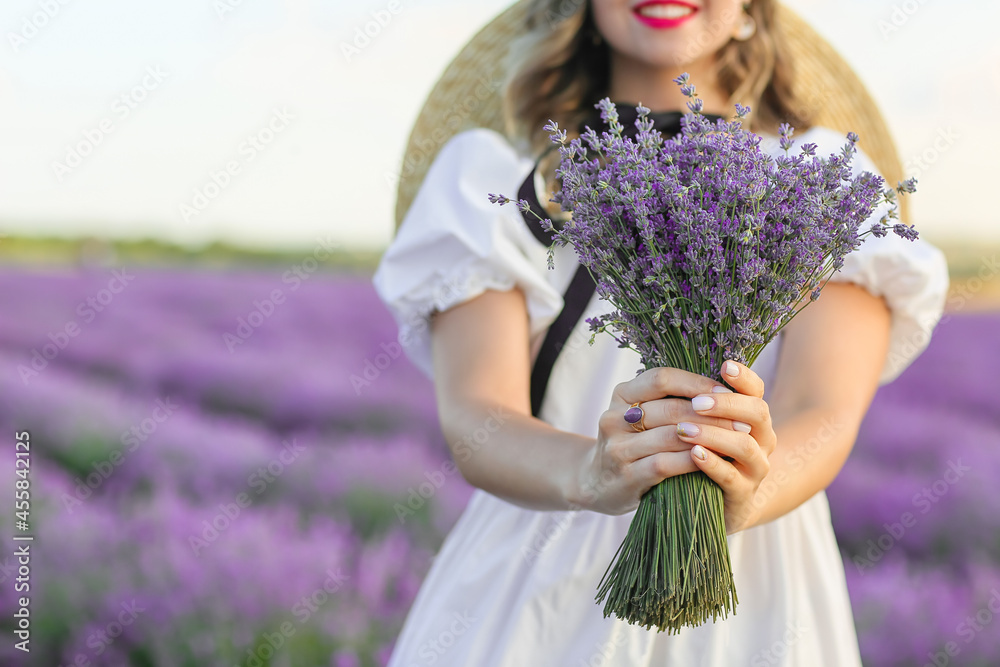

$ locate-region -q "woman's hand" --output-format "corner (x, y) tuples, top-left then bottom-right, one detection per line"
(573, 365), (734, 516)
(573, 360), (776, 534)
(676, 360), (777, 534)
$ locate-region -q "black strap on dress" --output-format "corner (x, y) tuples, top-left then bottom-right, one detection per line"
(519, 107), (723, 417)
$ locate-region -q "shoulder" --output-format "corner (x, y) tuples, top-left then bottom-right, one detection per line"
(404, 129), (535, 225)
(400, 127), (536, 238)
(373, 130), (565, 380)
(429, 128), (533, 177)
(377, 126), (545, 254)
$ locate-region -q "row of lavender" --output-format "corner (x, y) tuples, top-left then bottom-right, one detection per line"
(827, 304), (1000, 666)
(0, 266), (996, 666)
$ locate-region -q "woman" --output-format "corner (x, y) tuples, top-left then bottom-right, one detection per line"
(373, 1), (949, 664)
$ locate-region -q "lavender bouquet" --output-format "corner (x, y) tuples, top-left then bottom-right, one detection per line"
(491, 74), (919, 633)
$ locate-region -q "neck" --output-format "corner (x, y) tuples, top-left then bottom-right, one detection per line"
(606, 54), (731, 116)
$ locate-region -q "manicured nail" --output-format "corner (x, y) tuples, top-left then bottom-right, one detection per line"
(692, 445), (708, 461)
(691, 396), (714, 412)
(677, 422), (700, 437)
(724, 361), (740, 378)
(733, 421), (752, 433)
(712, 385), (732, 393)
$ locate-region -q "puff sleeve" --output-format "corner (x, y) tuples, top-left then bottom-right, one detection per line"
(790, 127), (950, 385)
(372, 129), (565, 379)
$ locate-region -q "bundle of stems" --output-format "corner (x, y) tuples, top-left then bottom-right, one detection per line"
(595, 462), (734, 632)
(592, 310), (769, 632)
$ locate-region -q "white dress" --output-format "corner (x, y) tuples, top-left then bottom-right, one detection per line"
(372, 126), (949, 666)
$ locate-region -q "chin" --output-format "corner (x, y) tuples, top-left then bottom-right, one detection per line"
(612, 40), (713, 70)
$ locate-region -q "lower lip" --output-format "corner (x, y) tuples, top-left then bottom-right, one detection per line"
(633, 5), (697, 29)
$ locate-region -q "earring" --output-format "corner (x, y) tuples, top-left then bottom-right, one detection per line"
(734, 12), (756, 41)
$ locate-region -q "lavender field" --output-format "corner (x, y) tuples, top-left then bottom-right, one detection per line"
(0, 265), (997, 666)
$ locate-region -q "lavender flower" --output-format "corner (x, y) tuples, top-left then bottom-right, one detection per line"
(512, 87), (917, 376)
(893, 223), (920, 241)
(494, 73), (921, 634)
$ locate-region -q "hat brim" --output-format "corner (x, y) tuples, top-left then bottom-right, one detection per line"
(393, 1), (906, 230)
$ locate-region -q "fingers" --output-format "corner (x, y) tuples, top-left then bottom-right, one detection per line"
(610, 424), (695, 464)
(614, 366), (727, 407)
(690, 392), (771, 434)
(675, 422), (770, 481)
(688, 443), (744, 496)
(630, 450), (700, 489)
(720, 360), (765, 399)
(637, 397), (735, 432)
(688, 384), (775, 455)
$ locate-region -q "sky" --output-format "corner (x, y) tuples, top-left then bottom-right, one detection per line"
(0, 0), (996, 251)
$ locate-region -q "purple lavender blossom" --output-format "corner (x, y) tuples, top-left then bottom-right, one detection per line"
(503, 79), (919, 379)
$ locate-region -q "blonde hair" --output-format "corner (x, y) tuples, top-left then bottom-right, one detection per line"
(502, 0), (812, 196)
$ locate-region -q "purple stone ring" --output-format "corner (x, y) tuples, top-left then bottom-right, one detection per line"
(624, 402), (646, 432)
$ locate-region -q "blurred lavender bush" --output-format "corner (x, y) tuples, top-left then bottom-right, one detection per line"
(0, 267), (995, 666)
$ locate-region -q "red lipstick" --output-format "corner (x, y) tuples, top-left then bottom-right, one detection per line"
(632, 0), (699, 29)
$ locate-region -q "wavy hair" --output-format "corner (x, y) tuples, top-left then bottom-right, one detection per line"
(502, 0), (812, 205)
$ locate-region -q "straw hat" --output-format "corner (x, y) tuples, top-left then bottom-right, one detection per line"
(393, 1), (908, 230)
